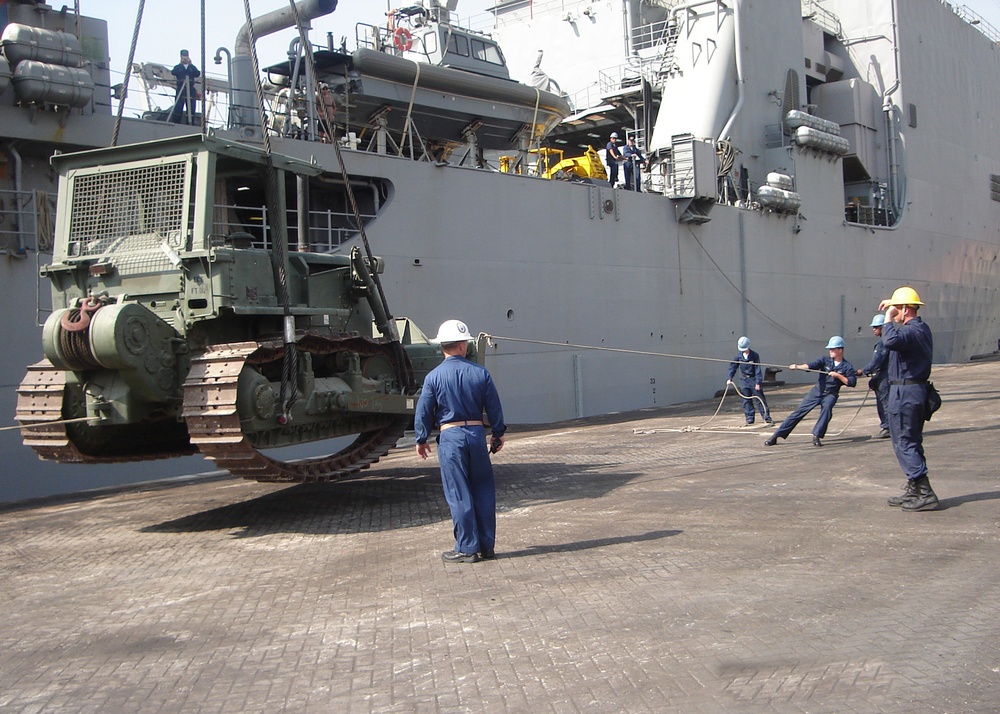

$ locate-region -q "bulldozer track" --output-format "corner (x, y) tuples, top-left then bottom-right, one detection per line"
(15, 360), (193, 464)
(181, 339), (410, 483)
(18, 334), (413, 483)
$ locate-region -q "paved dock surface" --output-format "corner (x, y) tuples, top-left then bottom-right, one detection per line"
(2, 361), (999, 713)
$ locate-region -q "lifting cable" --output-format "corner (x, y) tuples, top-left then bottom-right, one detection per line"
(111, 0), (146, 147)
(243, 0), (298, 416)
(284, 0), (412, 393)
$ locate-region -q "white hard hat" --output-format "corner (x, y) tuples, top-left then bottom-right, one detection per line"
(737, 336), (750, 350)
(610, 132), (618, 138)
(432, 319), (474, 344)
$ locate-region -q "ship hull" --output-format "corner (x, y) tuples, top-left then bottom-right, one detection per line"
(272, 138), (1000, 424)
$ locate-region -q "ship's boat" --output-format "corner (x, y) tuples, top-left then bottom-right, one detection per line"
(257, 3), (571, 159)
(15, 134), (444, 482)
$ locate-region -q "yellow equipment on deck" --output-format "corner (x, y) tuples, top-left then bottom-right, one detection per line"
(499, 146), (607, 181)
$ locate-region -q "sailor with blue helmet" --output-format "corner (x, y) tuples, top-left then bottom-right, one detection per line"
(857, 314), (891, 439)
(765, 335), (857, 447)
(726, 336), (772, 425)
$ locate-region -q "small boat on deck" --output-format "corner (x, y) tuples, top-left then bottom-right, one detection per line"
(262, 2), (571, 159)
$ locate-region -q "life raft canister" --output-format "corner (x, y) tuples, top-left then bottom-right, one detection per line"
(393, 27), (412, 51)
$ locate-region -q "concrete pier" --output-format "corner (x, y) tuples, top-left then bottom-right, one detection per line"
(2, 361), (998, 712)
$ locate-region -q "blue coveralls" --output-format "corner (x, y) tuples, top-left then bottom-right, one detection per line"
(606, 140), (622, 186)
(881, 317), (933, 480)
(415, 356), (506, 555)
(860, 338), (890, 431)
(623, 143), (645, 191)
(772, 356), (857, 440)
(727, 349), (771, 424)
(169, 61), (201, 124)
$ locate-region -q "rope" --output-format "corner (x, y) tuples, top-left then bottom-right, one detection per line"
(481, 333), (836, 376)
(633, 384), (875, 439)
(111, 0), (146, 147)
(401, 62), (421, 158)
(2, 416), (95, 433)
(481, 332), (877, 441)
(684, 225), (814, 343)
(528, 86), (540, 160)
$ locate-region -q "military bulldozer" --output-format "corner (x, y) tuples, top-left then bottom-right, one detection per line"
(16, 134), (443, 482)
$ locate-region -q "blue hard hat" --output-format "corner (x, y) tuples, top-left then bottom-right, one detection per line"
(737, 336), (750, 350)
(869, 314), (885, 328)
(826, 336), (845, 349)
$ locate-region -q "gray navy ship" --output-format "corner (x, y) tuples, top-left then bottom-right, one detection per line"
(3, 0), (999, 503)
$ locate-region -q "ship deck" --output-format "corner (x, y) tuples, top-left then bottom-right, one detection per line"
(2, 360), (999, 712)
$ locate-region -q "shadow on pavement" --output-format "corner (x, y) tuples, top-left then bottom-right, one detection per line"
(496, 529), (683, 559)
(142, 461), (643, 537)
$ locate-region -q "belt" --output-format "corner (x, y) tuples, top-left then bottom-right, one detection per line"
(888, 379), (926, 385)
(440, 420), (483, 430)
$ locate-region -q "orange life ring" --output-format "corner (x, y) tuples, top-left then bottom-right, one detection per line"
(393, 27), (412, 52)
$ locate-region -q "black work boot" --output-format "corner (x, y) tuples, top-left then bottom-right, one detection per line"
(901, 475), (940, 511)
(887, 478), (919, 507)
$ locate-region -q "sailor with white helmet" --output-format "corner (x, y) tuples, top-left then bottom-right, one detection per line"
(764, 336), (857, 447)
(879, 286), (938, 511)
(726, 336), (772, 425)
(415, 319), (507, 562)
(857, 314), (891, 439)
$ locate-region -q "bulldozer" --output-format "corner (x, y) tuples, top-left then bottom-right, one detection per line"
(16, 134), (447, 483)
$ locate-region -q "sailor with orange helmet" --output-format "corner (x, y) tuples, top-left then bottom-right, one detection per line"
(879, 286), (938, 511)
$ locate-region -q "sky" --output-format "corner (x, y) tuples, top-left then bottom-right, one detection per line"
(84, 0), (496, 78)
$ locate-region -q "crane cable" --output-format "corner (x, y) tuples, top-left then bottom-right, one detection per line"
(111, 0), (146, 147)
(242, 0), (298, 417)
(283, 0), (413, 393)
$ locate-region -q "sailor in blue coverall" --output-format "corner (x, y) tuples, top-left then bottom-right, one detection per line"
(765, 336), (856, 447)
(169, 49), (201, 124)
(726, 336), (772, 425)
(858, 314), (890, 438)
(879, 287), (938, 510)
(415, 320), (506, 563)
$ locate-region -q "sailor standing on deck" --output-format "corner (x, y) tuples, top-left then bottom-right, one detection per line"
(623, 136), (646, 191)
(879, 287), (939, 511)
(169, 49), (201, 125)
(605, 132), (623, 187)
(415, 320), (507, 563)
(764, 336), (857, 447)
(727, 336), (772, 425)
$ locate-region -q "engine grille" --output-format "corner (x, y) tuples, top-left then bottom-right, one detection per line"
(67, 158), (191, 262)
